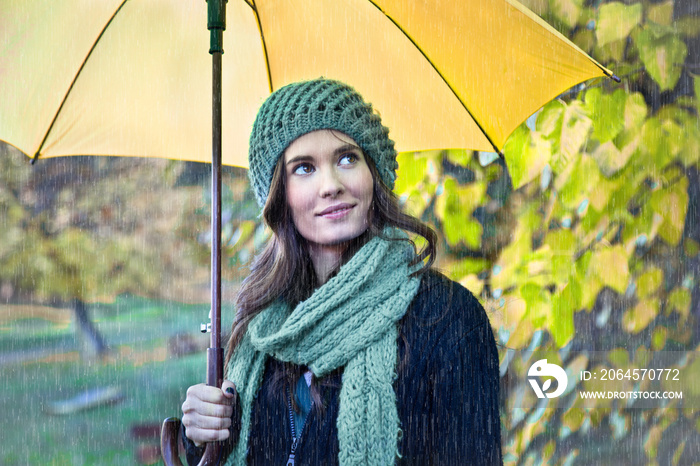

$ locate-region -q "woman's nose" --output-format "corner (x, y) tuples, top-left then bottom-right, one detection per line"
(319, 169), (344, 198)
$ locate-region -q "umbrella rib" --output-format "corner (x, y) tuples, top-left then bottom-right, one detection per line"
(31, 0), (130, 165)
(247, 0), (273, 93)
(365, 0), (501, 155)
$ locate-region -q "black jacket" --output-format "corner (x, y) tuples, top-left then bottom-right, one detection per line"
(185, 270), (502, 465)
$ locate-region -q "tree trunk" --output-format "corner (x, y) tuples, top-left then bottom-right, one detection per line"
(72, 298), (109, 359)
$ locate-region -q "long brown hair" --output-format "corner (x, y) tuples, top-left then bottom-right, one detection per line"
(224, 142), (437, 370)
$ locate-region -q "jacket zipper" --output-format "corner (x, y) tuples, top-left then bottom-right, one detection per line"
(285, 384), (313, 466)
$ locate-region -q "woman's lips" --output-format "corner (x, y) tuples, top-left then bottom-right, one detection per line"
(317, 203), (354, 219)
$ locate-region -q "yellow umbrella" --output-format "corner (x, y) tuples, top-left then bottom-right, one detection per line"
(1, 0), (616, 167)
(1, 1), (617, 464)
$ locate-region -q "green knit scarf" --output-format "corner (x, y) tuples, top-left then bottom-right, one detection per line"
(224, 228), (421, 466)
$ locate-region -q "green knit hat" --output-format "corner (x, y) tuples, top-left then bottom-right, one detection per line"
(248, 78), (398, 207)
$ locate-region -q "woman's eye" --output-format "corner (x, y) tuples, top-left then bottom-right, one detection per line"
(292, 163), (314, 175)
(339, 153), (359, 165)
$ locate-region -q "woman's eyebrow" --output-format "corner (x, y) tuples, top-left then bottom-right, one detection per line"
(333, 144), (361, 155)
(286, 144), (361, 166)
(286, 155), (314, 166)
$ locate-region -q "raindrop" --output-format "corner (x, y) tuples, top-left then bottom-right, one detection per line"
(492, 264), (502, 276)
(561, 217), (572, 228)
(492, 288), (502, 299)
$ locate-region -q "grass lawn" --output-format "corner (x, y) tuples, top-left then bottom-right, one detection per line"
(0, 296), (235, 465)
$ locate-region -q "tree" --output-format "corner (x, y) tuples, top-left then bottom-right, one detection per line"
(0, 146), (206, 358)
(393, 0), (699, 462)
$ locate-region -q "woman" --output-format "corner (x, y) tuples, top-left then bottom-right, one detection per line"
(181, 78), (502, 465)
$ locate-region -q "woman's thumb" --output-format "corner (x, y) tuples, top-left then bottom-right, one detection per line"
(221, 380), (237, 399)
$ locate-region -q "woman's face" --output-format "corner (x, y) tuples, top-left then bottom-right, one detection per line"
(283, 130), (373, 249)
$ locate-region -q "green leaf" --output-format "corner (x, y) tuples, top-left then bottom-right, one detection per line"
(557, 154), (600, 209)
(551, 0), (583, 30)
(492, 205), (540, 292)
(647, 1), (673, 26)
(395, 152), (429, 194)
(639, 116), (683, 171)
(589, 245), (630, 294)
(592, 141), (630, 178)
(540, 100), (592, 175)
(521, 283), (551, 327)
(679, 121), (700, 167)
(624, 93), (648, 129)
(585, 88), (626, 143)
(647, 176), (689, 245)
(623, 298), (659, 334)
(395, 152), (439, 217)
(445, 149), (471, 167)
(636, 267), (663, 298)
(434, 178), (486, 248)
(544, 229), (577, 283)
(596, 2), (642, 46)
(667, 287), (691, 323)
(550, 279), (581, 346)
(503, 126), (552, 190)
(450, 257), (490, 277)
(537, 100), (566, 137)
(634, 26), (688, 91)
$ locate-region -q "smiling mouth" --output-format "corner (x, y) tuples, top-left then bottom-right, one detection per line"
(317, 203), (354, 217)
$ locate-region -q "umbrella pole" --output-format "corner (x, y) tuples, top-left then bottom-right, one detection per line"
(202, 1), (228, 464)
(208, 27), (224, 404)
(161, 2), (227, 465)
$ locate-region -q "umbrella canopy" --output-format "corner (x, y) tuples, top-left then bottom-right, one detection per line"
(1, 0), (615, 167)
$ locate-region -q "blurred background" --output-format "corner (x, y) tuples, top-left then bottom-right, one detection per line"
(1, 0), (699, 464)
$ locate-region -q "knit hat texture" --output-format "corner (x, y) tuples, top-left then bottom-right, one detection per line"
(248, 78), (398, 207)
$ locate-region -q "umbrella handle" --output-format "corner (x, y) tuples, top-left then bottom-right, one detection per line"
(160, 417), (223, 466)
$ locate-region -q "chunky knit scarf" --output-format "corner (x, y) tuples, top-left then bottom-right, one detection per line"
(224, 228), (421, 466)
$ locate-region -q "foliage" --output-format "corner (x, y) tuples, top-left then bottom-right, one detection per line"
(175, 165), (264, 284)
(0, 150), (206, 304)
(393, 0), (699, 463)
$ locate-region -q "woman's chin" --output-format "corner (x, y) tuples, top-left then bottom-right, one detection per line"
(305, 228), (369, 250)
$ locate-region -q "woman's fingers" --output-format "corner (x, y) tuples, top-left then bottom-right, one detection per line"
(186, 383), (231, 405)
(184, 423), (231, 444)
(181, 383), (236, 445)
(221, 380), (237, 399)
(182, 398), (233, 419)
(182, 410), (232, 430)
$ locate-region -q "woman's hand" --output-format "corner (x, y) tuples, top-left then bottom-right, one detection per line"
(181, 380), (238, 446)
